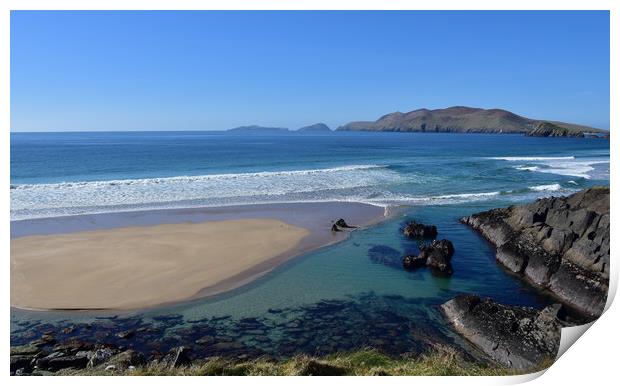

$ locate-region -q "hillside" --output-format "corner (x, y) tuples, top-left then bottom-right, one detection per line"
(298, 123), (331, 132)
(337, 106), (606, 137)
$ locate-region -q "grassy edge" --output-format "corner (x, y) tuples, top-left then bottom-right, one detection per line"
(58, 348), (553, 376)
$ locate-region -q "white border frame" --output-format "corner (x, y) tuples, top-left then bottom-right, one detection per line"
(2, 2), (616, 385)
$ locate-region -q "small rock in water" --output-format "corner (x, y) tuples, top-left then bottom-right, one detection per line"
(403, 221), (438, 239)
(402, 254), (427, 270)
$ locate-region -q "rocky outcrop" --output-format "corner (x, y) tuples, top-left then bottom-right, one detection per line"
(441, 295), (561, 370)
(403, 221), (438, 239)
(403, 239), (455, 275)
(460, 187), (609, 317)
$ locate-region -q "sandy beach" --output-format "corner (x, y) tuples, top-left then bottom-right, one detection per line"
(11, 202), (386, 311)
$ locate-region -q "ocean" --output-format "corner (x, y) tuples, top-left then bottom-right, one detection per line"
(10, 131), (610, 359)
(10, 131), (610, 220)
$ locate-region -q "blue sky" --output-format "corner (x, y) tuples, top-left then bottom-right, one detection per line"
(11, 11), (610, 131)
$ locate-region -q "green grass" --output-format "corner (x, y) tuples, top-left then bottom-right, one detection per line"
(58, 347), (551, 376)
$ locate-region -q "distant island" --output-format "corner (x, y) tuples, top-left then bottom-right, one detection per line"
(336, 106), (607, 138)
(298, 123), (331, 132)
(227, 123), (332, 133)
(227, 125), (290, 133)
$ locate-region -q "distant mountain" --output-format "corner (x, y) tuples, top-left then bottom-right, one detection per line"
(228, 125), (290, 133)
(337, 106), (606, 137)
(298, 123), (331, 132)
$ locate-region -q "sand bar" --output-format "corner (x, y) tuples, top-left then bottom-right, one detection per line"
(12, 219), (309, 310)
(11, 202), (387, 311)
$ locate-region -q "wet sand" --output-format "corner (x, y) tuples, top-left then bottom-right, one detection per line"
(11, 202), (387, 311)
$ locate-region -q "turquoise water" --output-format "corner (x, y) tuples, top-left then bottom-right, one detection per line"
(10, 131), (610, 359)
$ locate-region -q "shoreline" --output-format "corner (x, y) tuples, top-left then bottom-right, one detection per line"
(11, 201), (389, 312)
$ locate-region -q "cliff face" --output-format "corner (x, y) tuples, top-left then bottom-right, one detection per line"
(337, 106), (605, 137)
(460, 187), (609, 317)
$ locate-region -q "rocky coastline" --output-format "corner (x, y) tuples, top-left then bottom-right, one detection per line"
(460, 187), (609, 318)
(440, 295), (561, 370)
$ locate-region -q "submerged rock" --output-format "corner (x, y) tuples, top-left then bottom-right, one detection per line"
(403, 221), (438, 239)
(460, 187), (609, 317)
(441, 295), (561, 370)
(368, 245), (403, 268)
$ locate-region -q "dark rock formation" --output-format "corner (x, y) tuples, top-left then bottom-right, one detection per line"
(402, 239), (455, 275)
(461, 187), (609, 318)
(402, 254), (427, 270)
(403, 221), (438, 239)
(441, 295), (561, 370)
(337, 106), (605, 137)
(422, 240), (455, 275)
(332, 218), (356, 232)
(335, 218), (356, 228)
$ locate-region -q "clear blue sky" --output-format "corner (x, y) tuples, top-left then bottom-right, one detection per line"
(11, 11), (610, 132)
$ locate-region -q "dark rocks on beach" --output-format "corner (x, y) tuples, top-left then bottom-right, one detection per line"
(460, 187), (609, 318)
(403, 221), (438, 239)
(335, 218), (356, 228)
(441, 295), (561, 370)
(402, 239), (455, 275)
(331, 218), (356, 232)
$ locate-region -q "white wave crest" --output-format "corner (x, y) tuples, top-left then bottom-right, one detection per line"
(489, 156), (575, 161)
(529, 184), (561, 192)
(10, 164), (403, 220)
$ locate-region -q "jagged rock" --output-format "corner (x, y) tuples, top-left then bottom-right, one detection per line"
(402, 254), (427, 270)
(11, 355), (35, 373)
(45, 355), (89, 371)
(441, 295), (561, 370)
(403, 221), (438, 239)
(461, 187), (609, 317)
(87, 347), (118, 368)
(160, 346), (192, 368)
(100, 349), (145, 370)
(402, 239), (455, 275)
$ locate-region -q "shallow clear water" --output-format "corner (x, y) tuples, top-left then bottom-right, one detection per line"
(10, 131), (610, 359)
